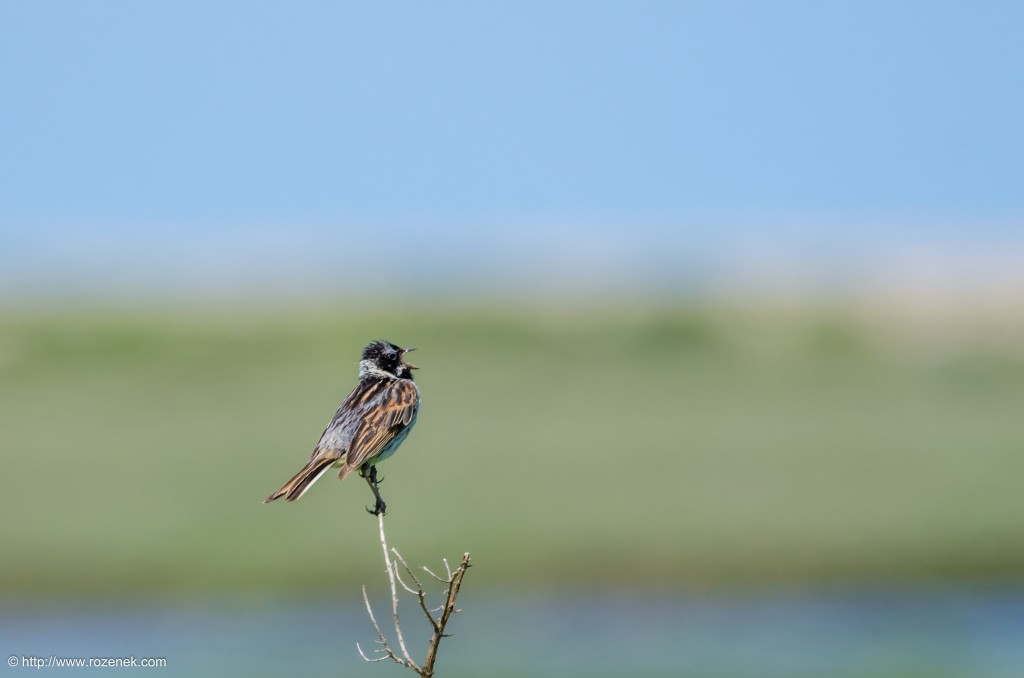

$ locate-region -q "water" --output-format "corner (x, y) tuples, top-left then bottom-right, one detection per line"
(2, 588), (1022, 677)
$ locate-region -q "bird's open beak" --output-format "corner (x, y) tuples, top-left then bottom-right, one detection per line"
(403, 347), (419, 369)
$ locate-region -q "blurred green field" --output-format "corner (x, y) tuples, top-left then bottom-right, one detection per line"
(1, 304), (1022, 599)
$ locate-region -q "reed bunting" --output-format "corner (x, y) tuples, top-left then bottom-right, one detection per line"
(264, 340), (420, 515)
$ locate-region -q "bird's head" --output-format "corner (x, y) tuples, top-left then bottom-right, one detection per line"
(360, 340), (418, 380)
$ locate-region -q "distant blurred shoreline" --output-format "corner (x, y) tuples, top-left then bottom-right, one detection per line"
(4, 219), (1023, 313)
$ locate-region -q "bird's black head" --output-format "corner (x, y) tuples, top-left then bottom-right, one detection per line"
(360, 340), (418, 380)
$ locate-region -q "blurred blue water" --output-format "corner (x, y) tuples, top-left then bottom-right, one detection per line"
(2, 588), (1022, 677)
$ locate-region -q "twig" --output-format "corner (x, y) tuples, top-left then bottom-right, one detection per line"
(356, 585), (404, 665)
(422, 552), (471, 676)
(358, 513), (472, 677)
(392, 548), (440, 632)
(422, 565), (448, 583)
(375, 512), (420, 672)
(393, 560), (420, 596)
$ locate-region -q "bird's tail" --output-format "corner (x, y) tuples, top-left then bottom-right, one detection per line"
(263, 456), (336, 503)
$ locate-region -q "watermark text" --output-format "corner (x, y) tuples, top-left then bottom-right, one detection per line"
(8, 655), (166, 669)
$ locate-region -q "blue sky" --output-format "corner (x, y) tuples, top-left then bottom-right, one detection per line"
(2, 2), (1022, 301)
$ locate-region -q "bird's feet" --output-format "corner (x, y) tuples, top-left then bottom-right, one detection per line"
(358, 470), (384, 484)
(364, 465), (387, 516)
(365, 497), (387, 516)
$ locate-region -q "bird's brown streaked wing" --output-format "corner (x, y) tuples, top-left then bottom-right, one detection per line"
(306, 379), (391, 463)
(338, 379), (418, 477)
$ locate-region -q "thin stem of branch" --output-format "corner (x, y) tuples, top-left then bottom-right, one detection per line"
(422, 565), (448, 583)
(392, 548), (440, 631)
(393, 563), (420, 596)
(356, 642), (390, 663)
(375, 512), (422, 673)
(359, 515), (472, 677)
(422, 552), (472, 677)
(357, 584), (405, 666)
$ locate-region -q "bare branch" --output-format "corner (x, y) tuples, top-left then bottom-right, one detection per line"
(361, 585), (384, 643)
(393, 561), (420, 596)
(359, 584), (407, 668)
(373, 513), (422, 673)
(422, 552), (472, 677)
(421, 565), (447, 583)
(392, 548), (440, 631)
(356, 643), (389, 663)
(359, 515), (472, 678)
(391, 548), (423, 590)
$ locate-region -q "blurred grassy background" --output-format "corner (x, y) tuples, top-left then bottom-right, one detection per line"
(2, 303), (1022, 600)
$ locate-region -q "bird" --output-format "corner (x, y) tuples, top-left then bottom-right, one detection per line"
(263, 340), (420, 515)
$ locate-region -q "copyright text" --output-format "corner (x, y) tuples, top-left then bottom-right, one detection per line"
(8, 655), (166, 669)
